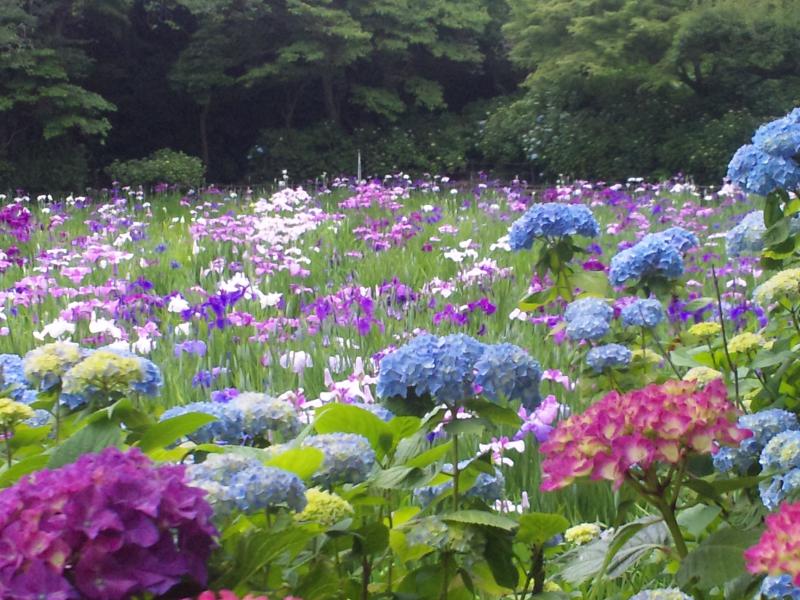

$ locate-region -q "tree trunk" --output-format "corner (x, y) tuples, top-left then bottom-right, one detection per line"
(321, 73), (340, 125)
(199, 99), (211, 170)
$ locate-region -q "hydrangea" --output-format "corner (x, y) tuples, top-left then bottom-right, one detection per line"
(473, 343), (542, 409)
(302, 433), (376, 487)
(620, 298), (664, 328)
(22, 342), (85, 391)
(0, 447), (216, 599)
(760, 469), (800, 511)
(404, 515), (486, 555)
(629, 589), (694, 600)
(564, 523), (602, 545)
(727, 332), (767, 354)
(682, 366), (722, 386)
(295, 488), (354, 527)
(0, 397), (34, 426)
(726, 211), (767, 256)
(508, 202), (599, 250)
(745, 501), (800, 585)
(229, 392), (301, 439)
(754, 268), (800, 306)
(727, 144), (800, 196)
(714, 409), (799, 474)
(563, 297), (613, 342)
(0, 354), (31, 402)
(564, 297), (614, 322)
(762, 430), (800, 472)
(541, 380), (749, 490)
(761, 574), (800, 599)
(586, 344), (631, 373)
(377, 334), (544, 413)
(753, 109), (800, 158)
(645, 227), (699, 253)
(60, 348), (163, 409)
(413, 462), (505, 507)
(608, 236), (684, 287)
(160, 401), (245, 444)
(187, 453), (306, 515)
(688, 322), (722, 337)
(189, 591), (269, 600)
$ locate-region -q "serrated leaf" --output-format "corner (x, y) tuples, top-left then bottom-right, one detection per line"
(464, 398), (522, 427)
(314, 403), (390, 456)
(264, 447), (324, 480)
(516, 512), (570, 546)
(48, 418), (123, 469)
(406, 441), (453, 469)
(137, 412), (216, 453)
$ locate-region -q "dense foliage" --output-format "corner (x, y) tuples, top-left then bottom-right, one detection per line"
(2, 0), (799, 189)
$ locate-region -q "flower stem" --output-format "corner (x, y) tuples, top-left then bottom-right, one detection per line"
(452, 433), (460, 510)
(3, 424), (11, 467)
(654, 496), (688, 559)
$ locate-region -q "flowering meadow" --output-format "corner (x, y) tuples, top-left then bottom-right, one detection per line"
(2, 109), (800, 599)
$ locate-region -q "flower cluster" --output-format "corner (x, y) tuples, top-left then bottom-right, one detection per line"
(301, 433), (376, 487)
(187, 453), (307, 515)
(188, 592), (268, 600)
(295, 488), (354, 527)
(0, 354), (34, 403)
(728, 109), (800, 195)
(0, 447), (216, 599)
(608, 227), (697, 287)
(22, 341), (84, 390)
(564, 523), (602, 545)
(620, 298), (664, 328)
(60, 347), (163, 409)
(508, 202), (599, 250)
(0, 397), (33, 426)
(726, 210), (767, 257)
(745, 500), (800, 585)
(760, 430), (800, 510)
(563, 297), (612, 341)
(376, 333), (542, 411)
(540, 380), (749, 490)
(586, 344), (631, 373)
(761, 574), (800, 599)
(714, 409), (799, 474)
(754, 268), (800, 306)
(412, 461), (505, 507)
(161, 393), (300, 444)
(682, 366), (722, 386)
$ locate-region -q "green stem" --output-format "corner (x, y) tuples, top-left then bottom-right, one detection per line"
(452, 433), (460, 510)
(712, 266), (740, 408)
(3, 424), (11, 467)
(654, 496), (688, 559)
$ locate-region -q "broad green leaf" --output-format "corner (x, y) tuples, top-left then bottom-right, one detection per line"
(406, 440), (453, 469)
(442, 510), (517, 531)
(0, 454), (49, 487)
(372, 465), (424, 489)
(265, 447), (324, 480)
(570, 270), (610, 296)
(677, 504), (721, 538)
(314, 403), (389, 455)
(48, 418), (123, 468)
(464, 398), (522, 427)
(136, 412), (216, 452)
(484, 529), (519, 588)
(516, 512), (570, 546)
(677, 527), (764, 590)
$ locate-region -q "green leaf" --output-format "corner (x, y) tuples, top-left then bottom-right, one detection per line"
(442, 510), (517, 531)
(484, 529), (519, 589)
(516, 512), (570, 546)
(372, 465), (424, 489)
(0, 454), (49, 487)
(406, 441), (453, 469)
(314, 403), (390, 455)
(676, 527), (764, 590)
(136, 412), (217, 453)
(464, 398), (522, 427)
(264, 447), (324, 480)
(353, 522), (390, 556)
(764, 218), (791, 247)
(443, 417), (488, 436)
(677, 504), (721, 538)
(519, 287), (558, 312)
(764, 191), (785, 227)
(48, 417), (123, 469)
(570, 270), (610, 296)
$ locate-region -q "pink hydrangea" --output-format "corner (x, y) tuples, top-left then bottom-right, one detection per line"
(0, 447), (217, 599)
(540, 379), (750, 491)
(745, 501), (800, 584)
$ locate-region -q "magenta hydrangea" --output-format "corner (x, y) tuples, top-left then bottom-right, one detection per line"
(0, 447), (217, 599)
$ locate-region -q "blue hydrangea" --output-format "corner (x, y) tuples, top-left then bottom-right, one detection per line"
(508, 202), (599, 250)
(608, 236), (684, 287)
(376, 333), (487, 406)
(187, 453), (307, 515)
(648, 227), (699, 253)
(100, 346), (163, 396)
(761, 430), (800, 472)
(302, 433), (376, 487)
(620, 298), (664, 328)
(564, 297), (614, 323)
(229, 392), (301, 439)
(586, 344), (631, 373)
(759, 468), (800, 511)
(413, 461), (505, 507)
(23, 408), (51, 428)
(566, 316), (611, 341)
(726, 210), (767, 256)
(473, 343), (542, 410)
(160, 401), (245, 444)
(727, 144), (800, 196)
(714, 409), (800, 474)
(753, 110), (800, 158)
(0, 354), (31, 402)
(761, 574), (800, 599)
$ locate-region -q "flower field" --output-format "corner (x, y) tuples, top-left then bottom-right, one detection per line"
(2, 110), (800, 599)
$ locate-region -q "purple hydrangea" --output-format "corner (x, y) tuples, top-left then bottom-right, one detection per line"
(0, 447), (217, 599)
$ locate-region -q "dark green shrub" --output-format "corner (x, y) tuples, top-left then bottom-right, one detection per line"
(2, 141), (89, 193)
(106, 149), (205, 187)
